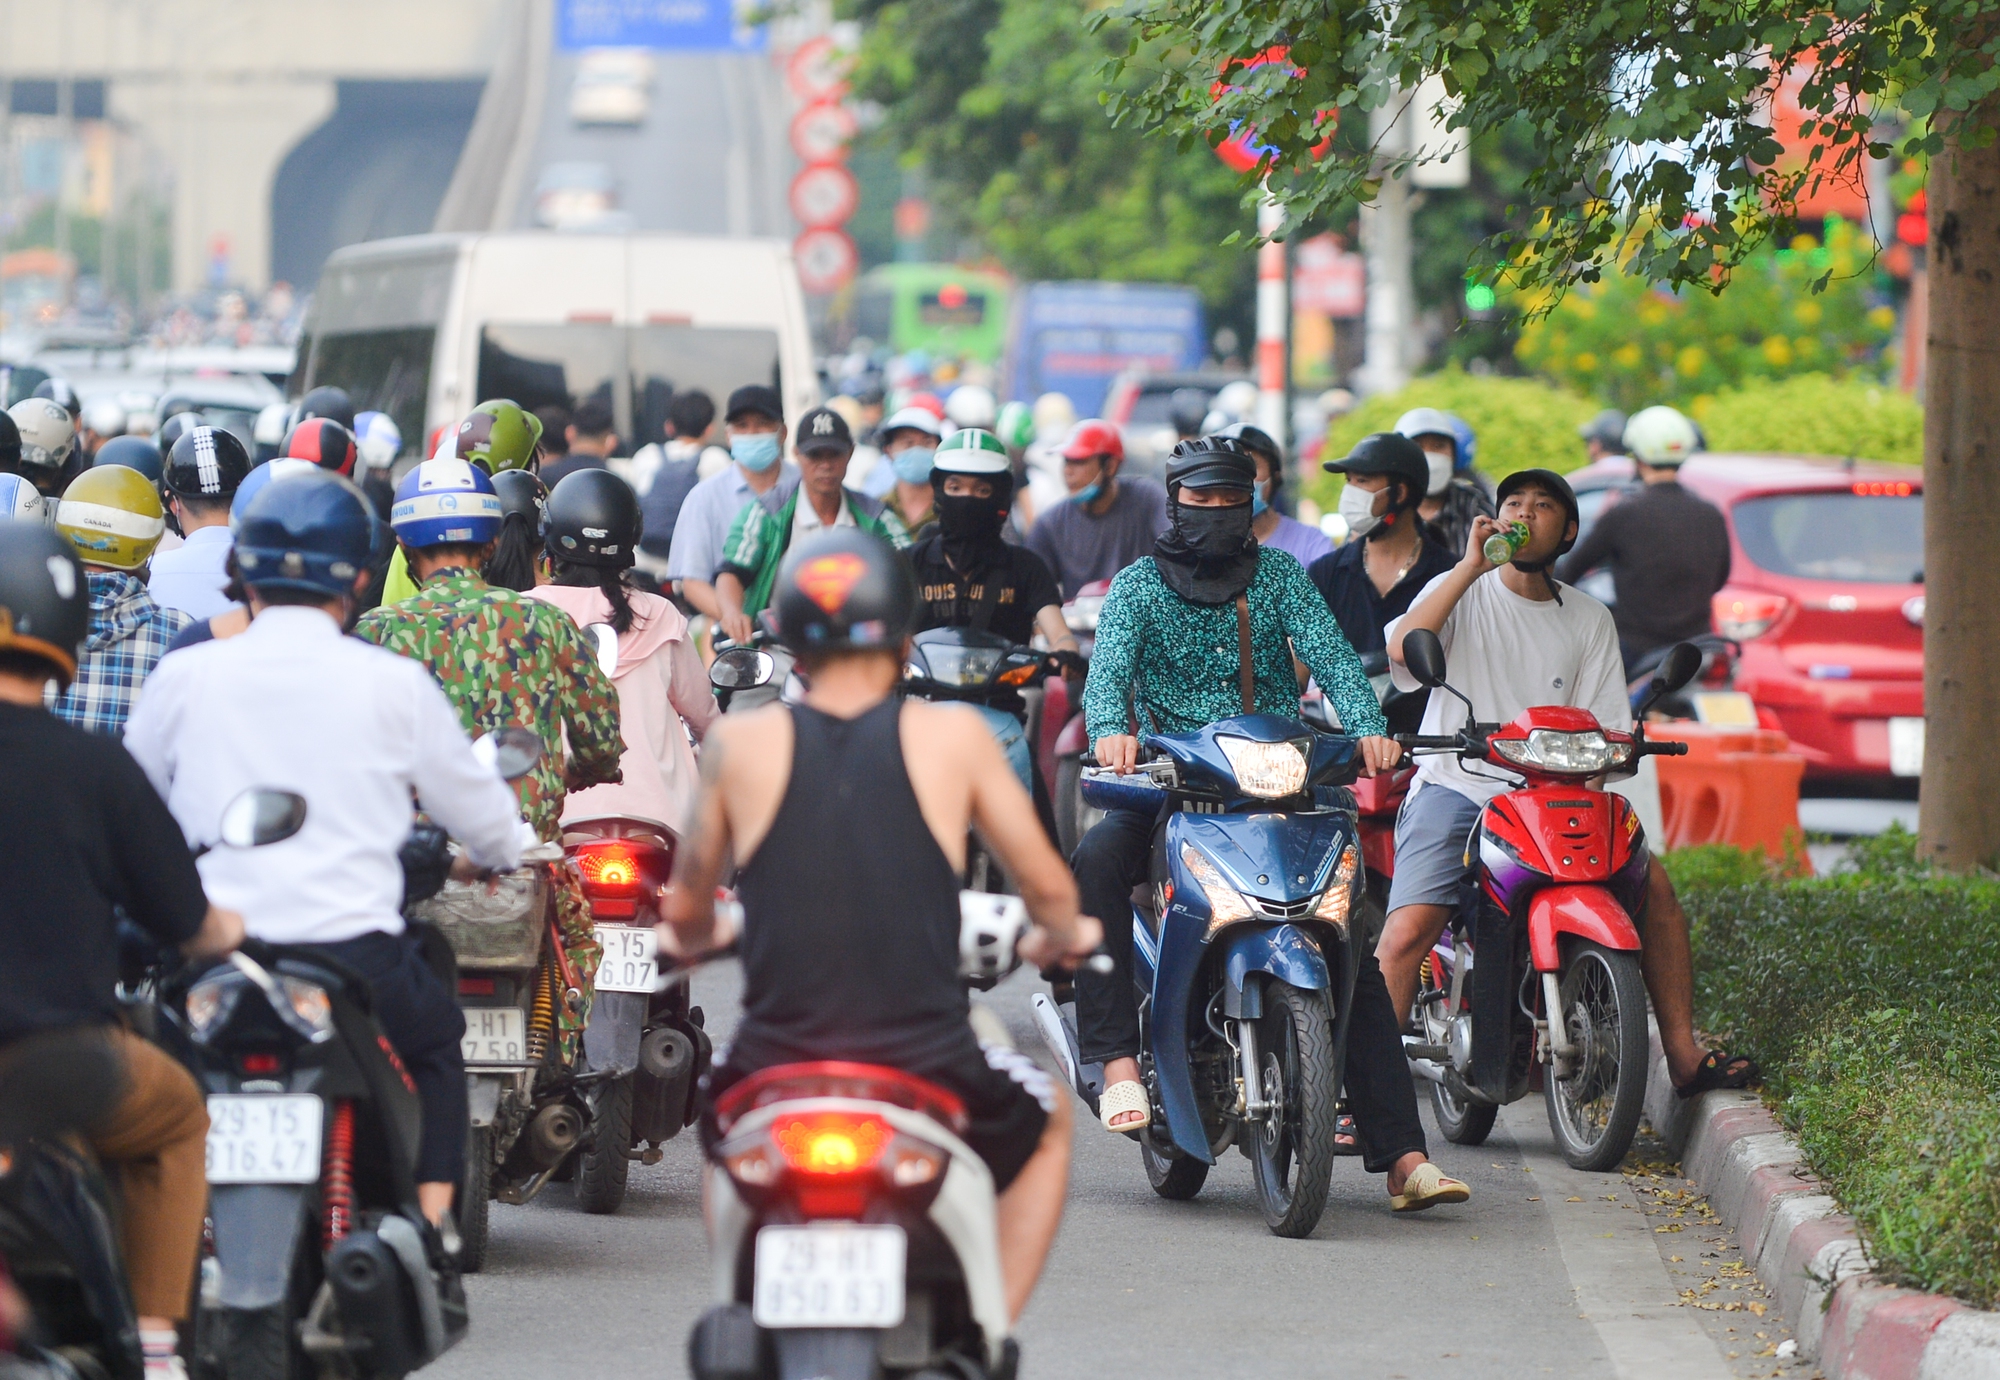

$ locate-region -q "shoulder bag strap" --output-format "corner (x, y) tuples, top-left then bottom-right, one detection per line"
(1234, 593), (1255, 715)
(968, 561), (1006, 633)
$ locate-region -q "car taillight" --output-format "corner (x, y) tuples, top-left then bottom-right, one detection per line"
(1713, 590), (1790, 641)
(1852, 480), (1914, 496)
(574, 842), (641, 894)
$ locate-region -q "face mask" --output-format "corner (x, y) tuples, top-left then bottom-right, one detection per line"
(1174, 501), (1254, 558)
(1072, 481), (1103, 506)
(731, 433), (781, 473)
(1424, 448), (1453, 497)
(936, 493), (1006, 544)
(1252, 485), (1270, 518)
(891, 447), (936, 485)
(1338, 483), (1383, 539)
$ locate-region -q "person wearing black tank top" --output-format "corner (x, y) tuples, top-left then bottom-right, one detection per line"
(662, 528), (1101, 1326)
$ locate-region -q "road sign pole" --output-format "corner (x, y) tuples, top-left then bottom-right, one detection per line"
(1256, 189), (1288, 449)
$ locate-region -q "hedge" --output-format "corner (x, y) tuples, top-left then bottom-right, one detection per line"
(1692, 373), (1923, 467)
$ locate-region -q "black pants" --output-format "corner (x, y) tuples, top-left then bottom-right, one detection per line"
(308, 931), (468, 1185)
(1072, 808), (1428, 1175)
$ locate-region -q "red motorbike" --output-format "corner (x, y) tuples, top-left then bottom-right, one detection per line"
(1381, 631), (1699, 1170)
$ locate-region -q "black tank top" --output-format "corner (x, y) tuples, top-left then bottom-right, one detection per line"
(727, 700), (978, 1075)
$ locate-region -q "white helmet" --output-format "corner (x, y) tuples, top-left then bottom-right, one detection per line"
(253, 401), (290, 448)
(1624, 405), (1700, 466)
(81, 397), (126, 439)
(9, 399), (75, 472)
(1213, 379), (1259, 421)
(353, 410), (403, 472)
(1030, 391), (1076, 444)
(944, 383), (997, 430)
(0, 473), (44, 523)
(958, 891), (1029, 987)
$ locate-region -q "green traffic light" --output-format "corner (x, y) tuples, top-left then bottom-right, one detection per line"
(1465, 283), (1497, 312)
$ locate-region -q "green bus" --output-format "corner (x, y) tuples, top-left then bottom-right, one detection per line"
(850, 264), (1011, 366)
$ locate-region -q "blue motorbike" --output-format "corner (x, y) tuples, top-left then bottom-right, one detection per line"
(1032, 714), (1365, 1238)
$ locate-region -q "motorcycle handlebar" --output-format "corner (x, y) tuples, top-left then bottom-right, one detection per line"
(1394, 734), (1462, 750)
(1640, 739), (1690, 757)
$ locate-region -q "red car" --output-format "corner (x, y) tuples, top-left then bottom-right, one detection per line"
(1567, 453), (1924, 781)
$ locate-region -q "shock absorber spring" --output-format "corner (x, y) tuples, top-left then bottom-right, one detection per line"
(322, 1099), (355, 1251)
(526, 951), (555, 1065)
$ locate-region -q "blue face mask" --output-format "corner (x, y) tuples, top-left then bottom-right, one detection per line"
(1073, 481), (1103, 506)
(891, 447), (935, 485)
(1252, 487), (1270, 518)
(731, 433), (781, 473)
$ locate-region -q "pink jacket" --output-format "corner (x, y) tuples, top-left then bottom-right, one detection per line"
(525, 585), (717, 834)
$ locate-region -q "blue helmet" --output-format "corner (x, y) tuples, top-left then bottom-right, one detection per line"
(231, 458), (319, 533)
(391, 458), (503, 549)
(93, 434), (166, 486)
(234, 472), (373, 597)
(1393, 407), (1478, 473)
(0, 473), (44, 523)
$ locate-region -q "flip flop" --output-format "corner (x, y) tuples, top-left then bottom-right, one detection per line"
(1099, 1080), (1150, 1135)
(1389, 1162), (1470, 1212)
(1334, 1105), (1362, 1157)
(1674, 1049), (1761, 1100)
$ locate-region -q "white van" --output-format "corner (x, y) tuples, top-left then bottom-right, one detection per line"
(293, 233), (819, 461)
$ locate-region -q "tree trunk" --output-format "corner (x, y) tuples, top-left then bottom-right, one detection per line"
(1921, 123), (2000, 870)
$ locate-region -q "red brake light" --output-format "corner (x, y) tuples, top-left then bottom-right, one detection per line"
(1713, 590), (1790, 641)
(240, 1052), (282, 1075)
(772, 1113), (892, 1175)
(575, 843), (641, 894)
(458, 976), (495, 996)
(1851, 480), (1914, 497)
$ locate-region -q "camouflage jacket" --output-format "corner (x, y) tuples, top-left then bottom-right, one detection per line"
(355, 567), (622, 840)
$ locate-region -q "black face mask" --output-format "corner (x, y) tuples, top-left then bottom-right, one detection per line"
(1153, 497), (1260, 605)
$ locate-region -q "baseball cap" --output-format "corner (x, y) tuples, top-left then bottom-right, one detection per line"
(725, 385), (784, 424)
(1323, 432), (1431, 495)
(794, 406), (854, 454)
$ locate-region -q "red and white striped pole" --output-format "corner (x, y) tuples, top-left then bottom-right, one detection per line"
(1256, 189), (1289, 449)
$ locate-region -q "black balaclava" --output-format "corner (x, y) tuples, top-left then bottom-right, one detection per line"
(1153, 488), (1260, 605)
(934, 470), (1014, 573)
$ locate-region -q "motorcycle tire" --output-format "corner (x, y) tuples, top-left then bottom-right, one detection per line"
(1053, 755), (1084, 857)
(197, 1225), (317, 1380)
(1140, 1130), (1208, 1200)
(1248, 981), (1339, 1239)
(1429, 1078), (1499, 1146)
(1544, 941), (1650, 1172)
(575, 1075), (633, 1214)
(458, 1125), (493, 1274)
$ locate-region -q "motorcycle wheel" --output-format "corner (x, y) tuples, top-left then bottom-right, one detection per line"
(1429, 1077), (1499, 1146)
(458, 1125), (493, 1273)
(198, 1224), (317, 1380)
(1544, 941), (1650, 1171)
(1054, 755), (1084, 856)
(1248, 981), (1339, 1239)
(1140, 1130), (1208, 1200)
(575, 1076), (632, 1214)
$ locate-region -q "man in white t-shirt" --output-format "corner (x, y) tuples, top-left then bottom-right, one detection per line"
(1381, 468), (1757, 1099)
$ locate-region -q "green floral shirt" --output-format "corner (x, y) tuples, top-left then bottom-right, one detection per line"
(1083, 546), (1387, 746)
(355, 568), (623, 840)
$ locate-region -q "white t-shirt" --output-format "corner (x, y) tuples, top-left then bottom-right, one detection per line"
(1387, 570), (1630, 806)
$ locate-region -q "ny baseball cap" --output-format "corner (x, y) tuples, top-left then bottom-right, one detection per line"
(794, 406), (854, 454)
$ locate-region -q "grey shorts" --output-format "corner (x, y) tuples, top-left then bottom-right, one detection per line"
(1385, 783), (1484, 912)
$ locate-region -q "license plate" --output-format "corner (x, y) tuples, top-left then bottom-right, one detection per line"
(206, 1095), (323, 1185)
(461, 1007), (527, 1065)
(1889, 717), (1925, 777)
(753, 1224), (906, 1329)
(594, 925), (658, 994)
(1690, 691), (1759, 727)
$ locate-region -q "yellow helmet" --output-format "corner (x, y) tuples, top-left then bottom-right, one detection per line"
(55, 464), (167, 570)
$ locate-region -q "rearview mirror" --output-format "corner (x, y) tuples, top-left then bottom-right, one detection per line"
(1654, 642), (1704, 695)
(710, 647), (776, 690)
(218, 789), (308, 849)
(586, 622), (619, 679)
(471, 725), (544, 781)
(1401, 629), (1449, 689)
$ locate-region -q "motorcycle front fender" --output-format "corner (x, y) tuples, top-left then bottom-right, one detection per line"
(1218, 923), (1331, 1017)
(1527, 884), (1642, 972)
(208, 1184), (313, 1310)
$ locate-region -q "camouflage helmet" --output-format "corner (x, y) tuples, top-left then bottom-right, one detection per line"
(455, 399), (544, 474)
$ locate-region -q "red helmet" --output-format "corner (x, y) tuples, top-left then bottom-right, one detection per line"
(1061, 419), (1124, 462)
(905, 391), (947, 420)
(283, 418), (358, 477)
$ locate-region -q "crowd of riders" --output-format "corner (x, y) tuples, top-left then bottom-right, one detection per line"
(0, 369), (1755, 1374)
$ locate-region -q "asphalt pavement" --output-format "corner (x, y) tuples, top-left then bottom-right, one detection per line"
(427, 966), (1804, 1380)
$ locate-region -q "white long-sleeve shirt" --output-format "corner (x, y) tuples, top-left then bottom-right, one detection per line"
(124, 606), (522, 944)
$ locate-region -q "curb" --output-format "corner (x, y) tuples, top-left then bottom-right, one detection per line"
(1643, 1024), (2000, 1379)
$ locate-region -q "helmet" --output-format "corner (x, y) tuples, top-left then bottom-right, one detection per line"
(1578, 408), (1628, 451)
(296, 386), (356, 432)
(1322, 432), (1430, 506)
(1060, 419), (1124, 463)
(879, 406), (943, 444)
(0, 473), (44, 524)
(932, 428), (1010, 472)
(0, 410), (19, 468)
(996, 400), (1035, 452)
(455, 400), (543, 474)
(1495, 468), (1582, 559)
(943, 384), (997, 430)
(1394, 407), (1476, 472)
(231, 459), (319, 532)
(1163, 435), (1255, 494)
(235, 472), (373, 597)
(1212, 380), (1259, 420)
(1623, 405), (1700, 466)
(1168, 388), (1211, 437)
(772, 527), (916, 654)
(904, 391), (946, 421)
(33, 379), (80, 420)
(81, 397), (125, 438)
(92, 435), (165, 486)
(164, 425), (253, 502)
(55, 464), (168, 571)
(154, 411), (200, 461)
(544, 468), (639, 568)
(493, 468), (548, 531)
(391, 458), (504, 549)
(252, 402), (290, 461)
(10, 399), (75, 472)
(282, 418), (358, 477)
(1216, 421), (1280, 470)
(353, 411), (402, 472)
(0, 523), (88, 687)
(1031, 392), (1076, 444)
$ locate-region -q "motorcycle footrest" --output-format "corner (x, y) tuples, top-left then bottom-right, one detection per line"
(1401, 1040), (1449, 1061)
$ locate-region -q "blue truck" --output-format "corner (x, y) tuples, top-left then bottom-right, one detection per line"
(1002, 281), (1207, 418)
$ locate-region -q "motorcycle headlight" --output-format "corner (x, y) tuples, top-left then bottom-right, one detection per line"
(278, 976), (335, 1041)
(1215, 736), (1309, 799)
(1312, 845), (1360, 932)
(1490, 729), (1633, 777)
(185, 970), (248, 1042)
(1180, 843), (1255, 933)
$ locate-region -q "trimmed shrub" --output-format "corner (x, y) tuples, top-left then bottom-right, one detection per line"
(1692, 373), (1923, 467)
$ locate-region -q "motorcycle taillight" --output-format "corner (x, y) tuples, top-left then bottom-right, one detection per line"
(574, 841), (642, 895)
(773, 1113), (892, 1175)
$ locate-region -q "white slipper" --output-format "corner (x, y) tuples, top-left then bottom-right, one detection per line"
(1389, 1161), (1470, 1212)
(1099, 1079), (1150, 1134)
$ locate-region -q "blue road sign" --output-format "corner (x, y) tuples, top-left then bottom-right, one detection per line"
(556, 0), (764, 52)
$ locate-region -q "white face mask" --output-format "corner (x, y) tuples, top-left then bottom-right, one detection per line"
(1423, 447), (1453, 497)
(1338, 483), (1384, 539)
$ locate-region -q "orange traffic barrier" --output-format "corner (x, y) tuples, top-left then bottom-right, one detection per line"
(1650, 723), (1809, 871)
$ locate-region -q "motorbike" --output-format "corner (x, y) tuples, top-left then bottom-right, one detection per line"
(171, 792), (472, 1380)
(1624, 633), (1739, 720)
(1390, 630), (1700, 1171)
(0, 790), (305, 1380)
(1034, 714), (1368, 1238)
(1039, 579), (1107, 856)
(709, 636), (798, 714)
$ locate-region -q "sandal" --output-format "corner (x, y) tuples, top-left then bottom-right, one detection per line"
(1098, 1080), (1150, 1135)
(1674, 1049), (1761, 1100)
(1389, 1162), (1470, 1213)
(1333, 1104), (1362, 1157)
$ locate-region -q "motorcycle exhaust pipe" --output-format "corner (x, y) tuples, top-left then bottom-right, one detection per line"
(525, 1103), (584, 1168)
(632, 1027), (697, 1146)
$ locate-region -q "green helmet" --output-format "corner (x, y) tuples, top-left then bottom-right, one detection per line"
(933, 427), (1010, 474)
(456, 400), (544, 473)
(995, 400), (1035, 453)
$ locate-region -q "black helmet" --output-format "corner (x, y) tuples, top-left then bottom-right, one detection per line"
(1324, 432), (1430, 508)
(772, 527), (915, 654)
(164, 425), (253, 501)
(235, 472), (373, 597)
(1495, 468), (1582, 559)
(0, 523), (88, 688)
(155, 411), (200, 463)
(493, 468), (548, 530)
(93, 434), (166, 485)
(544, 469), (640, 569)
(297, 386), (357, 432)
(1164, 435), (1255, 495)
(1168, 387), (1211, 438)
(32, 378), (80, 421)
(1217, 421), (1279, 467)
(0, 409), (18, 468)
